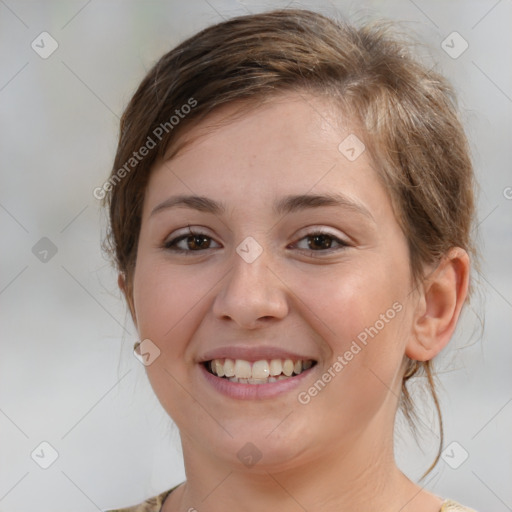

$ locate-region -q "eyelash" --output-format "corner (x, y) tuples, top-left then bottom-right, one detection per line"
(163, 226), (350, 257)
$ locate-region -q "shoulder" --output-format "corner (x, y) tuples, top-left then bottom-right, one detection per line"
(104, 486), (175, 512)
(441, 499), (479, 512)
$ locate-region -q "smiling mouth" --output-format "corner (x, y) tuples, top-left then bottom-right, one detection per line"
(204, 358), (317, 384)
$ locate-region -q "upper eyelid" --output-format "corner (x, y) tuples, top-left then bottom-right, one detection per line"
(164, 226), (215, 243)
(293, 225), (347, 239)
(168, 224), (346, 238)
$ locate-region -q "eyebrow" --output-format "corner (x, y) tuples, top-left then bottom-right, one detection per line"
(150, 193), (374, 221)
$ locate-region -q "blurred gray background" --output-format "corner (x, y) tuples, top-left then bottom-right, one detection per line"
(1, 1), (511, 511)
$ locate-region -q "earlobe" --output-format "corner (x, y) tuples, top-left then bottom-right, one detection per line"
(118, 272), (137, 327)
(117, 272), (125, 293)
(406, 248), (470, 362)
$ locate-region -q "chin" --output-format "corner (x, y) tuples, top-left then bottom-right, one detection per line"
(201, 417), (316, 472)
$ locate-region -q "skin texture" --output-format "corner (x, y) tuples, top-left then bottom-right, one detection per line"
(120, 92), (469, 511)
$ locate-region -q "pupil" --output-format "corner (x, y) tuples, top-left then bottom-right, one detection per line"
(189, 235), (208, 250)
(310, 234), (331, 250)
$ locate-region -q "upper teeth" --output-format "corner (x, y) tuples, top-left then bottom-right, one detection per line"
(209, 358), (314, 380)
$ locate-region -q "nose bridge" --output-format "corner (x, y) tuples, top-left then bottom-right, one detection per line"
(212, 237), (288, 326)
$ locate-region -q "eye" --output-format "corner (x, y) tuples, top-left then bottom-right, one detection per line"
(163, 227), (349, 256)
(291, 230), (349, 255)
(163, 227), (220, 254)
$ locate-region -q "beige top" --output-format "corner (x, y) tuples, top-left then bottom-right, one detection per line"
(105, 486), (479, 512)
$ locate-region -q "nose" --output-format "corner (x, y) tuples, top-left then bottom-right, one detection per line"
(212, 247), (289, 329)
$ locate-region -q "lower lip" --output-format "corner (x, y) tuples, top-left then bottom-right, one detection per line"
(199, 363), (315, 400)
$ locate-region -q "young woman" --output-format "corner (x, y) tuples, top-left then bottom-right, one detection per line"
(103, 8), (479, 512)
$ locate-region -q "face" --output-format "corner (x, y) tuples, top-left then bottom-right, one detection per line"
(130, 92), (418, 472)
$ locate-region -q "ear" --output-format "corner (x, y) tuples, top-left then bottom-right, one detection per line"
(118, 273), (137, 328)
(406, 247), (470, 362)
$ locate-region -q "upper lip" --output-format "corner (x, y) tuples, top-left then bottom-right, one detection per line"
(198, 346), (317, 363)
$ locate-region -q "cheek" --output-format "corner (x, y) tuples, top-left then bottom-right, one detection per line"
(132, 256), (225, 366)
(300, 262), (407, 349)
(297, 261), (410, 409)
(131, 259), (211, 419)
(133, 260), (199, 349)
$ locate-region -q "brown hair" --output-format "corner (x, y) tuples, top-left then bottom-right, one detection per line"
(102, 8), (476, 476)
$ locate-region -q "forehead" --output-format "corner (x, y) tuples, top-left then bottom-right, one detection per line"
(142, 92), (392, 221)
(170, 92), (349, 160)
